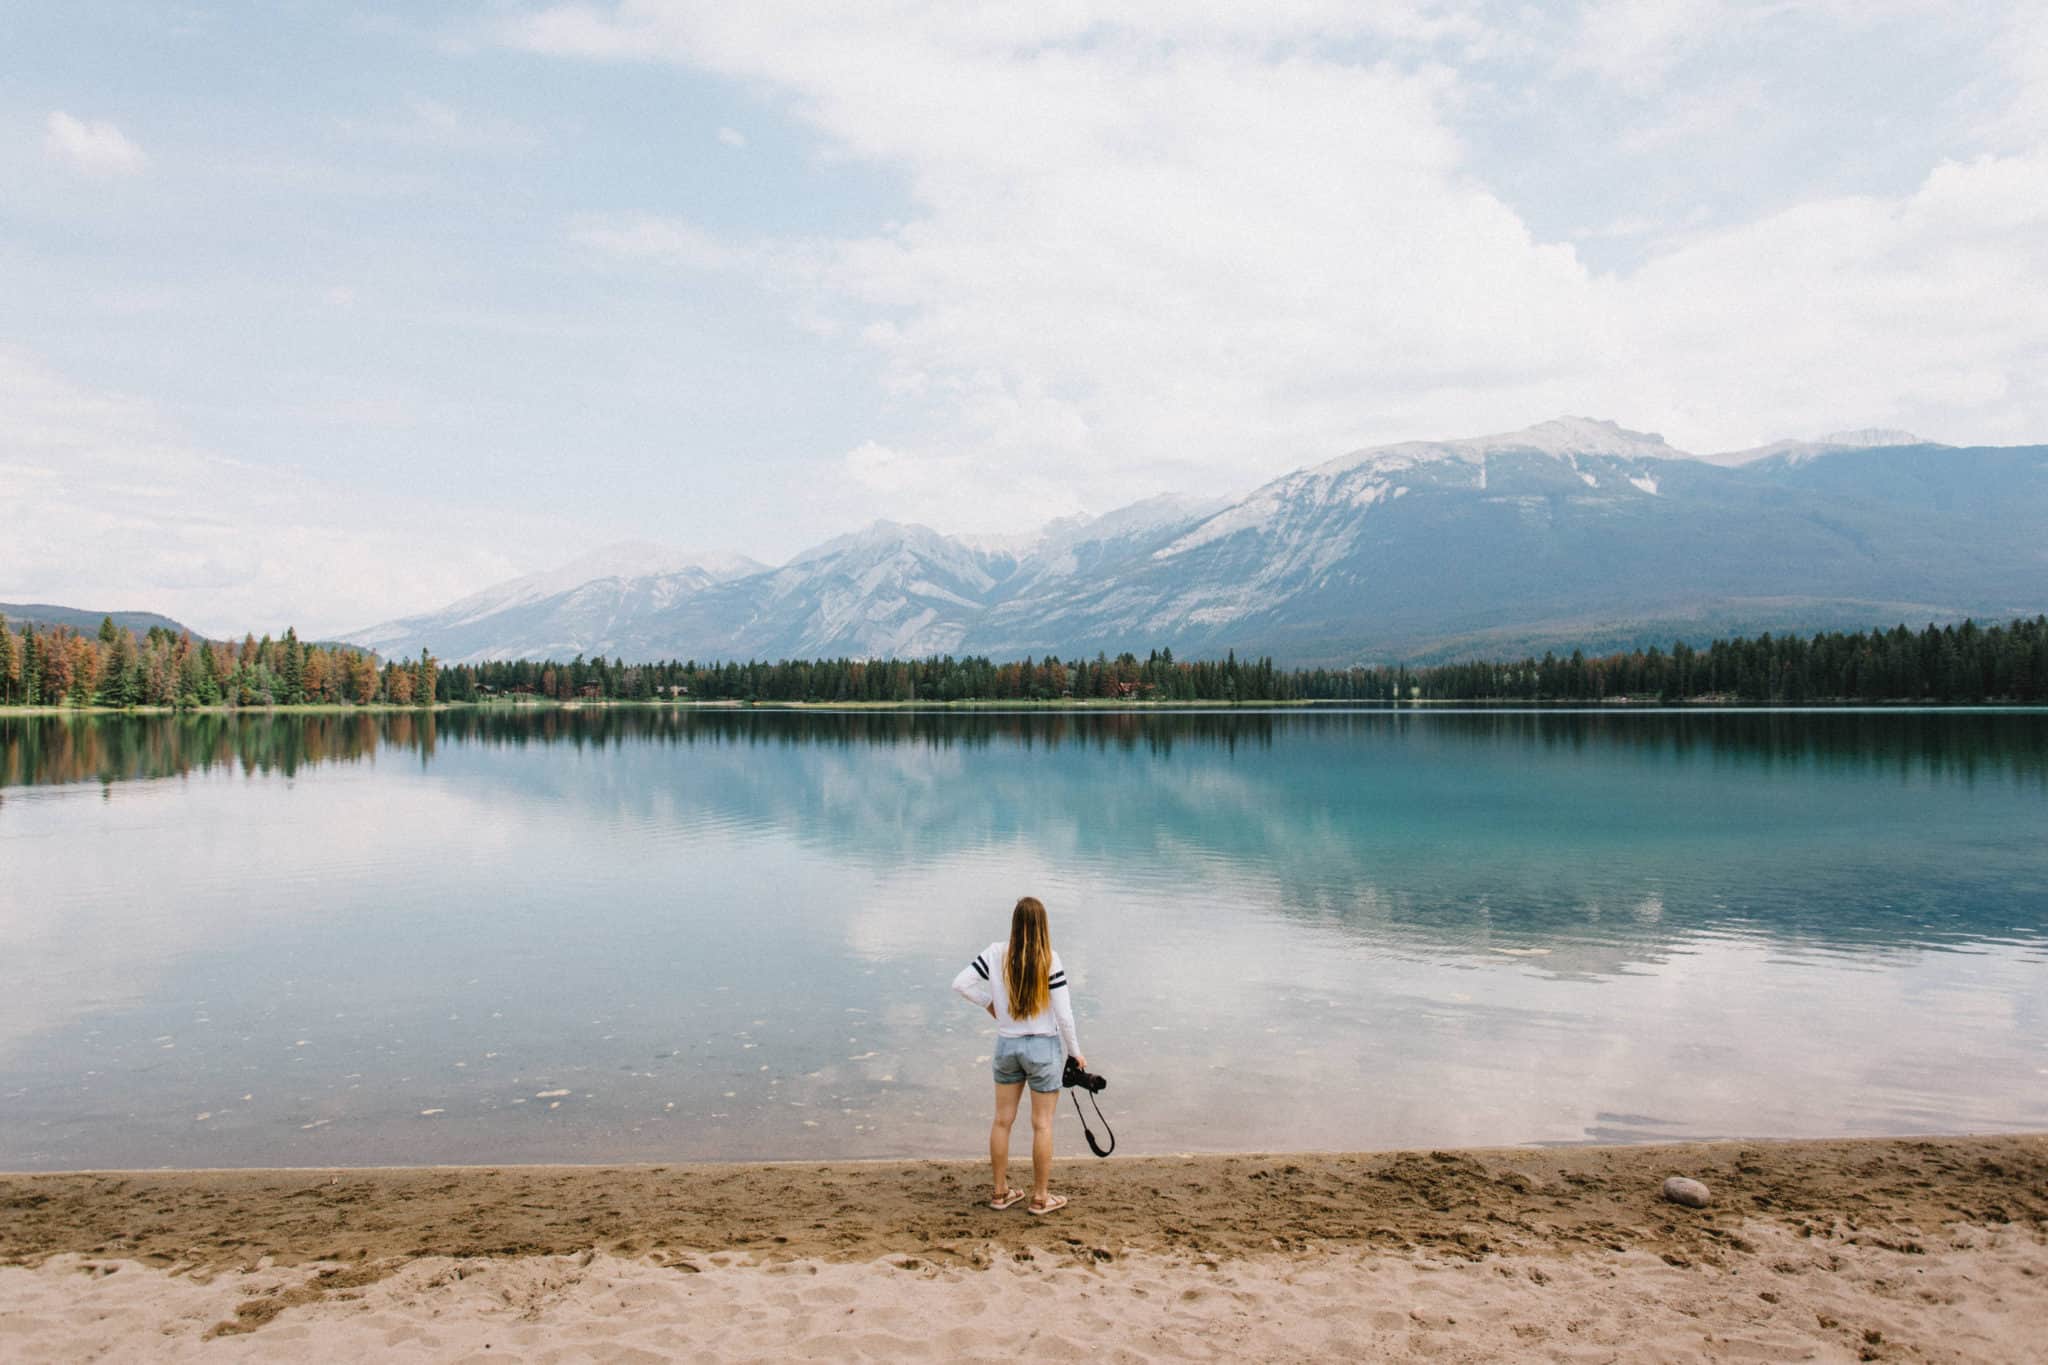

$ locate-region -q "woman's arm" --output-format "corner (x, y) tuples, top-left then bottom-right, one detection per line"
(952, 950), (995, 1011)
(1049, 957), (1081, 1062)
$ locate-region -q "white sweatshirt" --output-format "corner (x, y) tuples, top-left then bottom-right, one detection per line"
(953, 941), (1079, 1058)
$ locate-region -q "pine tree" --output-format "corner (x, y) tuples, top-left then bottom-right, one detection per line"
(177, 646), (208, 708)
(281, 627), (305, 704)
(20, 628), (39, 706)
(106, 629), (139, 706)
(350, 651), (379, 705)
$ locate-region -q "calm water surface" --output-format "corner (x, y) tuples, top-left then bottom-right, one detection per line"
(3, 707), (2045, 1170)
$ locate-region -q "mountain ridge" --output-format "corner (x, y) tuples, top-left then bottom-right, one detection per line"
(344, 419), (2045, 667)
(0, 603), (200, 639)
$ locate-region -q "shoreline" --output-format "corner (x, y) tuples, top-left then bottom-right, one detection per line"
(7, 1126), (2045, 1179)
(7, 1134), (2043, 1269)
(3, 1135), (2042, 1359)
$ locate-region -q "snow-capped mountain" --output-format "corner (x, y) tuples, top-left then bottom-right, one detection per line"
(1815, 428), (1924, 448)
(961, 419), (2042, 662)
(351, 542), (765, 662)
(963, 418), (1710, 657)
(1327, 415), (1682, 469)
(348, 420), (2048, 666)
(615, 500), (1234, 661)
(653, 520), (1015, 660)
(1710, 427), (1931, 467)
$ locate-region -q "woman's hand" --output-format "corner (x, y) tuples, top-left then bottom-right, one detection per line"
(1072, 1053), (1087, 1071)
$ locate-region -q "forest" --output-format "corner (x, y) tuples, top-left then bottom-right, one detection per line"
(2, 612), (2045, 708)
(0, 617), (429, 709)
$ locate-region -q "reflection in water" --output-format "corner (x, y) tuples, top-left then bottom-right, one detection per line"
(8, 705), (2048, 787)
(1, 708), (2043, 1170)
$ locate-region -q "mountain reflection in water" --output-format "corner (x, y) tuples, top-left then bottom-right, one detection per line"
(1, 707), (2043, 1169)
(9, 704), (2048, 782)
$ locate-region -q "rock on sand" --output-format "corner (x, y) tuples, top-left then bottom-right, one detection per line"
(1662, 1176), (1711, 1208)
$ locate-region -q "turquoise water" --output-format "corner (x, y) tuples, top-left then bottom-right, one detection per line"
(1, 708), (2044, 1169)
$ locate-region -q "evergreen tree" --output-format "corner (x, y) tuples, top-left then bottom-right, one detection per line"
(281, 627), (305, 704)
(20, 627), (39, 706)
(105, 629), (139, 707)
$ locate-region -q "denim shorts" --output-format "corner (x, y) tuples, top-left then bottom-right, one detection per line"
(992, 1034), (1065, 1093)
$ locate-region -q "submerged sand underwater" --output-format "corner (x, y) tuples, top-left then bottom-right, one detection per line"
(2, 1135), (2044, 1361)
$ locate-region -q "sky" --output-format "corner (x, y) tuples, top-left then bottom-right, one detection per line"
(3, 0), (2046, 638)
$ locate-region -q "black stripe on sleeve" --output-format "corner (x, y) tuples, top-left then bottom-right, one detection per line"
(972, 957), (989, 980)
(1049, 975), (1068, 990)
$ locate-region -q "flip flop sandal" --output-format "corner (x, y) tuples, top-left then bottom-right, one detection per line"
(1027, 1194), (1068, 1216)
(989, 1189), (1028, 1210)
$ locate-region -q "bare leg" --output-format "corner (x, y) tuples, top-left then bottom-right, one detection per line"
(990, 1082), (1024, 1198)
(1029, 1087), (1059, 1205)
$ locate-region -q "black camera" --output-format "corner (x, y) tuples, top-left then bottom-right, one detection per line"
(1060, 1056), (1115, 1157)
(1062, 1056), (1107, 1093)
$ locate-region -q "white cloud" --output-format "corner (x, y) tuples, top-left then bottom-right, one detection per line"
(500, 1), (2048, 529)
(1615, 75), (1768, 154)
(835, 437), (1088, 530)
(1563, 0), (1723, 95)
(43, 110), (147, 176)
(518, 8), (1591, 526)
(344, 96), (541, 153)
(0, 346), (523, 638)
(1572, 214), (1661, 241)
(1621, 151), (2048, 445)
(839, 439), (930, 496)
(1983, 3), (2048, 148)
(571, 213), (761, 271)
(1565, 0), (1956, 98)
(13, 2), (2044, 630)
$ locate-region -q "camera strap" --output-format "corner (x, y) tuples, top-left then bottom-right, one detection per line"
(1069, 1087), (1115, 1157)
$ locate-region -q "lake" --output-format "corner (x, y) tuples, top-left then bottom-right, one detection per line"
(2, 707), (2044, 1170)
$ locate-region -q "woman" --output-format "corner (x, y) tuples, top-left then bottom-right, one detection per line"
(952, 896), (1086, 1215)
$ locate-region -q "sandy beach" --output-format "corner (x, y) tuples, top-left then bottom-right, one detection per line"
(3, 1135), (2044, 1362)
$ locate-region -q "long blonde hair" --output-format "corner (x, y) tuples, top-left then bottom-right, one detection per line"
(1004, 896), (1052, 1019)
